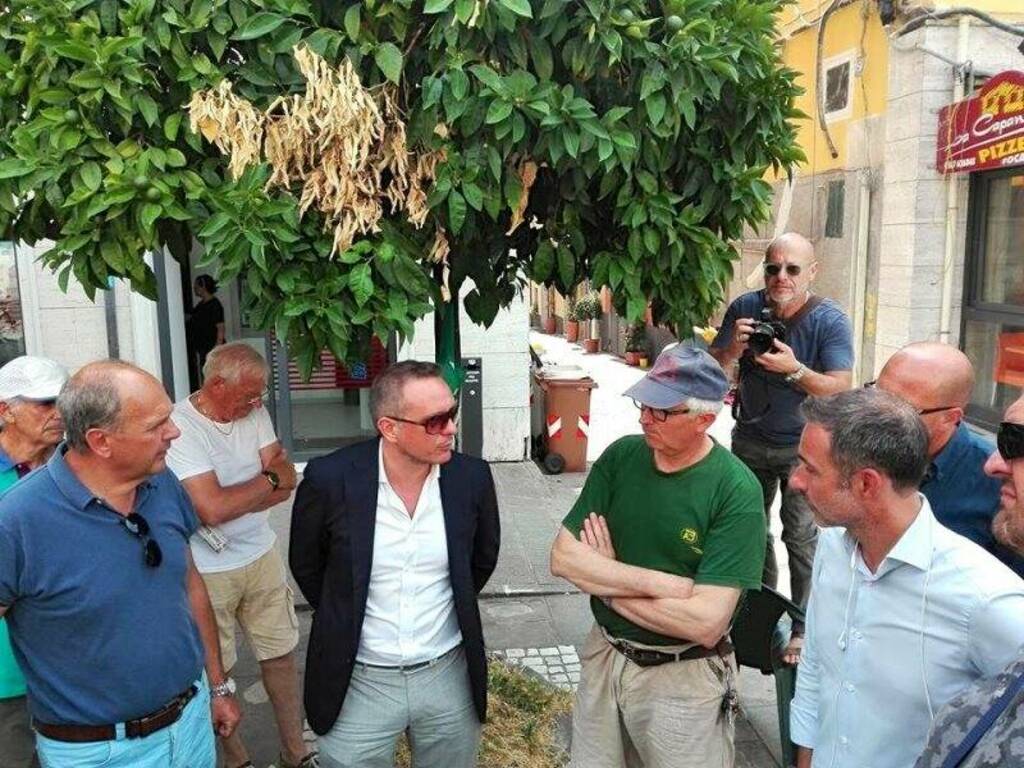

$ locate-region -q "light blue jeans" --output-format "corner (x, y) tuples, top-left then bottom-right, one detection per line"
(35, 678), (214, 768)
(319, 645), (481, 768)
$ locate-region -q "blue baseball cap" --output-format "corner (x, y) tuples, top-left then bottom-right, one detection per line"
(623, 345), (728, 408)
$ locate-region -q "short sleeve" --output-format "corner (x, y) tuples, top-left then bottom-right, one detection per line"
(212, 299), (224, 324)
(817, 309), (854, 372)
(711, 298), (741, 350)
(165, 413), (215, 481)
(172, 478), (201, 537)
(0, 516), (22, 606)
(562, 449), (615, 536)
(254, 406), (278, 450)
(693, 470), (766, 589)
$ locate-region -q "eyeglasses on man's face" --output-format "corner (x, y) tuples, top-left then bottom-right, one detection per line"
(998, 421), (1024, 462)
(632, 399), (691, 422)
(763, 263), (803, 278)
(386, 404), (459, 435)
(862, 381), (956, 416)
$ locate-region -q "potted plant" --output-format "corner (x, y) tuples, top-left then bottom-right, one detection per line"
(541, 308), (557, 334)
(577, 292), (602, 353)
(564, 297), (580, 343)
(624, 322), (646, 366)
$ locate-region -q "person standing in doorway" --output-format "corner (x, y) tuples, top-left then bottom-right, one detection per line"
(188, 274), (225, 376)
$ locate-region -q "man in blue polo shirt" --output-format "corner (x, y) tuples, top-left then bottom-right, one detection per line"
(875, 341), (1024, 576)
(710, 233), (853, 660)
(0, 360), (241, 767)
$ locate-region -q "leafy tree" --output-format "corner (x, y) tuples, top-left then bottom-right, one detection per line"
(0, 0), (803, 376)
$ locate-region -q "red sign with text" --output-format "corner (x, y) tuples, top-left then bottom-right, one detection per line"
(936, 70), (1024, 174)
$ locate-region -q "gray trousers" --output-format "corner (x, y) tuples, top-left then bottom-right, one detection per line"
(318, 646), (481, 768)
(731, 432), (818, 618)
(0, 695), (37, 768)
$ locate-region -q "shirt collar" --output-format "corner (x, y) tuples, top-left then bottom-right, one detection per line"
(930, 422), (971, 481)
(841, 495), (935, 575)
(47, 443), (156, 511)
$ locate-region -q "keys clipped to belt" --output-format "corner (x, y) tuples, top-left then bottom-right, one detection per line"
(721, 686), (739, 716)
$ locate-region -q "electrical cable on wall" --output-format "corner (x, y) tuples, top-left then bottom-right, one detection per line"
(892, 6), (1024, 39)
(816, 0), (845, 160)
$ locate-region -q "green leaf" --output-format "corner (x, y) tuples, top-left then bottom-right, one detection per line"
(645, 93), (666, 126)
(448, 190), (467, 234)
(556, 246), (574, 287)
(53, 42), (95, 64)
(199, 212), (231, 237)
(462, 182), (484, 211)
(0, 159), (34, 179)
(563, 129), (580, 158)
(449, 69), (469, 101)
(532, 240), (554, 281)
(136, 93), (159, 127)
(455, 0), (475, 23)
(166, 149), (187, 168)
(424, 0), (454, 13)
(498, 0), (533, 17)
(343, 4), (361, 41)
(140, 203), (162, 232)
(529, 37), (553, 80)
(164, 113), (183, 142)
(374, 43), (404, 85)
(348, 263), (374, 306)
(233, 12), (286, 40)
(469, 65), (504, 93)
(80, 162), (102, 192)
(485, 100), (513, 124)
(487, 146), (502, 182)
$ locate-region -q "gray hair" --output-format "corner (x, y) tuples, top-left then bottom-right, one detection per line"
(58, 361), (137, 451)
(369, 360), (444, 425)
(203, 343), (268, 385)
(801, 389), (929, 491)
(682, 396), (723, 416)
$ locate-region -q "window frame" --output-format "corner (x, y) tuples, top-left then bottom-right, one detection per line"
(821, 50), (855, 123)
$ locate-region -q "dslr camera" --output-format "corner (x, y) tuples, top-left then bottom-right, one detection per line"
(747, 308), (786, 355)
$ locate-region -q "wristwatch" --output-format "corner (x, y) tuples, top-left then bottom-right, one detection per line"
(785, 364), (807, 383)
(210, 677), (236, 698)
(262, 470), (280, 490)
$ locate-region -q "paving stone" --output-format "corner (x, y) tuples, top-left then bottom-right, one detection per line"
(526, 648), (540, 656)
(568, 671), (580, 683)
(505, 648), (526, 658)
(540, 647), (560, 656)
(558, 645), (576, 655)
(547, 665), (565, 674)
(550, 674), (569, 683)
(561, 653), (579, 664)
(566, 663), (581, 672)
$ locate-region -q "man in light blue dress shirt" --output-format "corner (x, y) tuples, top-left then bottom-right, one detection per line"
(788, 389), (1024, 768)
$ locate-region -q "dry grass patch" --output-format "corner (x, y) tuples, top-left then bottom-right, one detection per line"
(396, 658), (572, 768)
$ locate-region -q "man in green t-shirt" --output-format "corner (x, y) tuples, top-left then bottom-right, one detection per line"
(0, 356), (68, 768)
(551, 345), (766, 768)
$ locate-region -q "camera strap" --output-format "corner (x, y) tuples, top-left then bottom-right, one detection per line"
(777, 293), (823, 332)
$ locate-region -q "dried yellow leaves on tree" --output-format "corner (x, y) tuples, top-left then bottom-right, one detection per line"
(188, 45), (443, 255)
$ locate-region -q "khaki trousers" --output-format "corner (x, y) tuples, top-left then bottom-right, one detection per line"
(570, 625), (737, 768)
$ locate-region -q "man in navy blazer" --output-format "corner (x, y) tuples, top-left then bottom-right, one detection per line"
(289, 360), (500, 768)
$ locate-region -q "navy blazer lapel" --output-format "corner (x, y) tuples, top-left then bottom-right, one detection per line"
(350, 439), (380, 625)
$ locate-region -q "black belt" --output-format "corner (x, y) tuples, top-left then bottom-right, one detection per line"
(609, 637), (734, 668)
(34, 685), (198, 743)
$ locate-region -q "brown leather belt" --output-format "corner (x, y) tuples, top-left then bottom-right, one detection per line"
(33, 684), (198, 743)
(609, 636), (734, 668)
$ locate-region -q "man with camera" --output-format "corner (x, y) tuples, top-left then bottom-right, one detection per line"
(709, 233), (852, 660)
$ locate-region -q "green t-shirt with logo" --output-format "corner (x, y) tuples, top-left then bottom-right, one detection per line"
(562, 435), (766, 646)
(0, 463), (25, 698)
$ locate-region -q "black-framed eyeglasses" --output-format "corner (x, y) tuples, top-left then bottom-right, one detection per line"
(121, 512), (163, 568)
(386, 405), (459, 435)
(998, 421), (1024, 461)
(632, 399), (691, 422)
(862, 381), (957, 416)
(763, 263), (802, 277)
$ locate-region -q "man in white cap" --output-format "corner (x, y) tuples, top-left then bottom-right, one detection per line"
(0, 355), (68, 768)
(550, 345), (766, 768)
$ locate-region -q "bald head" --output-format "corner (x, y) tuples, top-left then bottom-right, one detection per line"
(765, 232), (815, 264)
(880, 342), (975, 408)
(59, 361), (165, 451)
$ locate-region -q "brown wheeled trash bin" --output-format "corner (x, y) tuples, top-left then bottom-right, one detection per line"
(535, 371), (597, 473)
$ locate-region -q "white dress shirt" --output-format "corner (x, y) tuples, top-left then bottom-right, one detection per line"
(355, 444), (462, 666)
(791, 497), (1024, 768)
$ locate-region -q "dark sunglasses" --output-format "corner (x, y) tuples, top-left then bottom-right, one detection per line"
(998, 421), (1024, 461)
(632, 399), (691, 423)
(387, 404), (459, 435)
(862, 381), (957, 416)
(121, 512), (163, 568)
(763, 263), (803, 277)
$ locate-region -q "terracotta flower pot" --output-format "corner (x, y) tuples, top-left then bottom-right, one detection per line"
(565, 320), (580, 343)
(583, 338), (600, 354)
(542, 316), (557, 334)
(624, 351), (640, 366)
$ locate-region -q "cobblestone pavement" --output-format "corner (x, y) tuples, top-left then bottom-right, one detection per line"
(493, 646), (582, 690)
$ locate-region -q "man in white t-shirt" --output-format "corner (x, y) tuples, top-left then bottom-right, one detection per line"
(166, 343), (316, 768)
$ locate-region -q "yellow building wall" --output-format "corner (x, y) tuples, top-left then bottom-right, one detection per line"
(776, 1), (890, 174)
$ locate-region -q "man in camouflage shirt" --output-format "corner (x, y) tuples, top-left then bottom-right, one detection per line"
(915, 394), (1024, 768)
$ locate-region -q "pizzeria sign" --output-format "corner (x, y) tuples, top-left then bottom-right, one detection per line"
(936, 70), (1024, 174)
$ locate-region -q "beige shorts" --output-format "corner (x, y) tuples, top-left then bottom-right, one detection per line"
(570, 624), (737, 768)
(201, 547), (299, 671)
